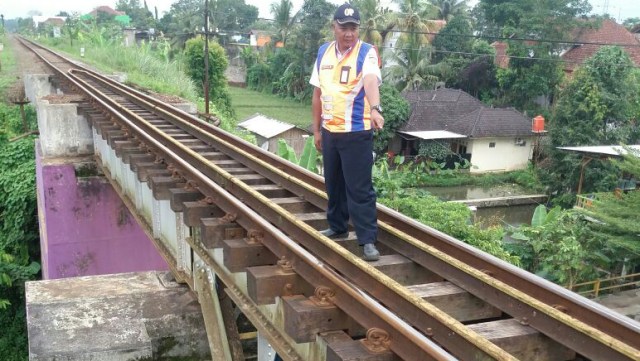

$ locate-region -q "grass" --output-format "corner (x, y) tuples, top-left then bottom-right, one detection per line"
(0, 35), (19, 97)
(228, 86), (312, 128)
(40, 38), (199, 102)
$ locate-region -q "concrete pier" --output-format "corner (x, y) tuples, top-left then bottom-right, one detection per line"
(26, 271), (210, 360)
(450, 194), (548, 208)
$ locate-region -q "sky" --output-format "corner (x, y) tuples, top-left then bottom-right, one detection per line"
(1, 0), (640, 23)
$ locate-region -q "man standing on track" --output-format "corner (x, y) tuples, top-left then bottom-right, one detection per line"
(310, 3), (383, 261)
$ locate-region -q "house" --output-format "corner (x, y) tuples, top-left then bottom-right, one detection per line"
(561, 19), (640, 74)
(249, 30), (283, 48)
(238, 114), (310, 155)
(32, 16), (66, 37)
(394, 89), (540, 173)
(89, 6), (126, 17)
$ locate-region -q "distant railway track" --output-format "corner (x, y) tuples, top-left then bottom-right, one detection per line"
(18, 36), (640, 361)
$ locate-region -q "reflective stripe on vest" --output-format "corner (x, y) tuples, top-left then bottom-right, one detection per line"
(316, 41), (373, 132)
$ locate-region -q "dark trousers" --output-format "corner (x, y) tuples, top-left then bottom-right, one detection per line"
(321, 129), (377, 245)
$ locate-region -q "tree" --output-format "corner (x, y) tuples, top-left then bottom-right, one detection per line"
(270, 0), (300, 46)
(62, 13), (81, 46)
(158, 0), (201, 50)
(622, 17), (640, 30)
(383, 43), (446, 91)
(373, 84), (410, 155)
(427, 0), (468, 20)
(540, 46), (640, 206)
(383, 0), (447, 91)
(116, 0), (154, 29)
(184, 37), (232, 113)
(581, 148), (640, 272)
(509, 206), (600, 287)
(352, 0), (393, 49)
(474, 0), (592, 111)
(210, 0), (258, 32)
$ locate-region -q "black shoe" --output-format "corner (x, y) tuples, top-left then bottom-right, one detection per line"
(320, 228), (348, 239)
(363, 243), (380, 261)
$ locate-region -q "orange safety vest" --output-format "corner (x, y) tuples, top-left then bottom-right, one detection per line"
(316, 40), (374, 132)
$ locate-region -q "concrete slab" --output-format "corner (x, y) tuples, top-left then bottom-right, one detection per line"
(24, 74), (55, 103)
(595, 288), (640, 322)
(26, 271), (211, 360)
(36, 100), (93, 158)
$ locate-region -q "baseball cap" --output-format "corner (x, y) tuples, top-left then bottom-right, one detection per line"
(334, 3), (360, 25)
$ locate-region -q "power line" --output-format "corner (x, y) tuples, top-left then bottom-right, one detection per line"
(378, 27), (640, 48)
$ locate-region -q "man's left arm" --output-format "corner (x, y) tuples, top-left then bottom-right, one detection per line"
(363, 47), (384, 130)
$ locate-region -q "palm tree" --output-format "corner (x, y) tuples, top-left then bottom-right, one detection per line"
(383, 43), (447, 91)
(382, 0), (446, 91)
(270, 0), (300, 46)
(352, 0), (393, 49)
(426, 0), (468, 21)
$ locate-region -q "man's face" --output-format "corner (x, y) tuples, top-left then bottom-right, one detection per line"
(333, 22), (359, 50)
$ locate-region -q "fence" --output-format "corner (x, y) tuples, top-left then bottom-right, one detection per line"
(570, 272), (640, 298)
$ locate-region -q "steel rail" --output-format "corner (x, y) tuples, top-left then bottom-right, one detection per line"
(66, 69), (463, 361)
(57, 52), (640, 357)
(71, 68), (640, 360)
(20, 37), (640, 360)
(72, 70), (524, 360)
(68, 68), (513, 360)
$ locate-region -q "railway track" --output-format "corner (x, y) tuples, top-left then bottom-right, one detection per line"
(18, 37), (640, 361)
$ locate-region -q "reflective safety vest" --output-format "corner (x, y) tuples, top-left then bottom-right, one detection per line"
(316, 40), (373, 132)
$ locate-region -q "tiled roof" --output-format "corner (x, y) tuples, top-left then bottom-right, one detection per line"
(400, 89), (532, 138)
(561, 19), (640, 72)
(90, 6), (126, 16)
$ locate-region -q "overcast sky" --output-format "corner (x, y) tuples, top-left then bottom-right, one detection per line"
(2, 0), (639, 23)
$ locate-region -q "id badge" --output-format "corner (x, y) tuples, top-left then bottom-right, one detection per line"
(340, 66), (351, 84)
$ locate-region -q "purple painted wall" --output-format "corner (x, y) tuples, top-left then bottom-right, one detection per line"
(36, 142), (168, 279)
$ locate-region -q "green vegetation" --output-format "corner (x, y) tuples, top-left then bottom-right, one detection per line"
(41, 38), (198, 101)
(277, 137), (320, 173)
(579, 148), (640, 272)
(184, 37), (233, 114)
(375, 158), (543, 191)
(0, 37), (39, 361)
(0, 37), (18, 96)
(540, 46), (640, 207)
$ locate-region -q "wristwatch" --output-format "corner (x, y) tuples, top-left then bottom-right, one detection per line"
(371, 104), (383, 114)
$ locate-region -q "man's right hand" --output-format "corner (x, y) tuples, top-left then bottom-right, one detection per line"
(314, 131), (322, 151)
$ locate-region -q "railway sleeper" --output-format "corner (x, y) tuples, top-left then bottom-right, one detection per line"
(126, 153), (156, 168)
(182, 201), (225, 227)
(148, 176), (185, 200)
(469, 319), (575, 361)
(283, 294), (365, 343)
(199, 217), (246, 248)
(271, 197), (322, 214)
(252, 184), (294, 198)
(246, 265), (313, 305)
(406, 281), (501, 322)
(223, 238), (279, 273)
(168, 188), (203, 212)
(321, 330), (399, 361)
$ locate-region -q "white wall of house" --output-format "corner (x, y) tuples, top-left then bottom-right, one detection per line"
(468, 137), (533, 173)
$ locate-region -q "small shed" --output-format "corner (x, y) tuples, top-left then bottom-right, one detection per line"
(238, 114), (310, 155)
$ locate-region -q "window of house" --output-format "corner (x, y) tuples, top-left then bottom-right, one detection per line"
(489, 142), (496, 148)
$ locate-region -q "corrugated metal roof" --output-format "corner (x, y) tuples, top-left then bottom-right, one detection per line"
(558, 145), (640, 157)
(238, 114), (296, 139)
(398, 130), (467, 140)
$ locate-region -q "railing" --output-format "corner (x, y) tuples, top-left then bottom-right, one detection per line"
(570, 272), (640, 298)
(575, 194), (598, 209)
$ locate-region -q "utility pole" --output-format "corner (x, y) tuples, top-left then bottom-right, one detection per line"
(204, 0), (210, 115)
